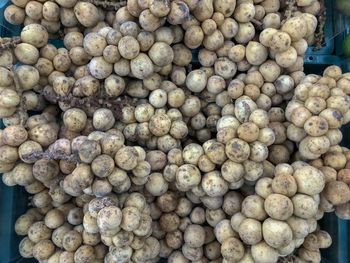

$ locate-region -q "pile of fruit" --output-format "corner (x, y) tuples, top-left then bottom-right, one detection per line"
(1, 0), (350, 262)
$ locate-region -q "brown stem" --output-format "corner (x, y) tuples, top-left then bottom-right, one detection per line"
(42, 89), (135, 120)
(0, 37), (21, 51)
(277, 254), (297, 263)
(313, 0), (326, 50)
(24, 150), (79, 163)
(85, 0), (127, 10)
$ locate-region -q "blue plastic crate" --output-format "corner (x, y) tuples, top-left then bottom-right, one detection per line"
(0, 0), (8, 8)
(304, 54), (342, 67)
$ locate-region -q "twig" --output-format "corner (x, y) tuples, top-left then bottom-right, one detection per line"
(42, 89), (135, 120)
(278, 255), (297, 263)
(22, 150), (79, 163)
(313, 0), (326, 51)
(85, 0), (127, 10)
(0, 36), (21, 51)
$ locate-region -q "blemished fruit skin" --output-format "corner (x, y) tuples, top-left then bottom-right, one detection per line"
(343, 34), (350, 58)
(336, 0), (350, 16)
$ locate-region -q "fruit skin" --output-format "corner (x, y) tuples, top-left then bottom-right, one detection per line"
(342, 34), (350, 58)
(336, 0), (350, 16)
